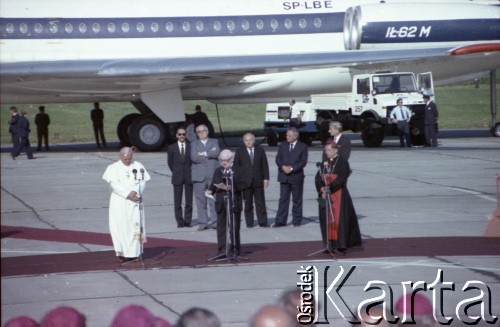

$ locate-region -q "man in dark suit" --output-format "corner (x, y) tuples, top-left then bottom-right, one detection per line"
(274, 127), (308, 227)
(12, 110), (34, 160)
(8, 106), (21, 159)
(325, 121), (351, 160)
(167, 127), (193, 228)
(209, 149), (243, 258)
(423, 94), (439, 147)
(233, 132), (270, 228)
(90, 102), (107, 148)
(35, 105), (50, 151)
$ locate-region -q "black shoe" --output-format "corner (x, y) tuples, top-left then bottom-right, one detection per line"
(184, 223), (192, 228)
(247, 225), (254, 228)
(259, 224), (269, 228)
(293, 223), (301, 227)
(271, 223), (286, 228)
(177, 224), (184, 228)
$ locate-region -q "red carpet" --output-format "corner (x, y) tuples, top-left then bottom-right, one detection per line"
(2, 226), (499, 277)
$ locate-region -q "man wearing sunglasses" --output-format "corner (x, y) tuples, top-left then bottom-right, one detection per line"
(167, 127), (193, 228)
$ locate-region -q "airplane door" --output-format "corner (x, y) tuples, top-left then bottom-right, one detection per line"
(418, 72), (434, 98)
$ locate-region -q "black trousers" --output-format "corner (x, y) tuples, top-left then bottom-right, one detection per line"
(37, 128), (49, 150)
(173, 183), (193, 225)
(92, 123), (106, 147)
(242, 186), (268, 227)
(216, 193), (241, 254)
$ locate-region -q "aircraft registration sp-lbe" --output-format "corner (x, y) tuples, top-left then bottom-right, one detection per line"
(1, 0), (499, 151)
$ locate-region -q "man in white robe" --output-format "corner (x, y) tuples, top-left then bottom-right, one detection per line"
(103, 147), (151, 262)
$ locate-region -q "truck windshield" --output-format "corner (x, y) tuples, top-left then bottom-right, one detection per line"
(372, 74), (417, 94)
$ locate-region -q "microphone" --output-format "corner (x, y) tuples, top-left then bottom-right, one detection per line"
(140, 168), (145, 180)
(132, 169), (138, 180)
(316, 162), (322, 168)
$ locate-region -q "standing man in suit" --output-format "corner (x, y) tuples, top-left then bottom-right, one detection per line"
(167, 127), (193, 228)
(233, 132), (270, 228)
(90, 102), (107, 148)
(325, 121), (351, 161)
(273, 127), (308, 227)
(423, 94), (439, 147)
(35, 105), (50, 151)
(191, 124), (220, 231)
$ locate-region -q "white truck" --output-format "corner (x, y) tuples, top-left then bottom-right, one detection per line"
(264, 72), (434, 147)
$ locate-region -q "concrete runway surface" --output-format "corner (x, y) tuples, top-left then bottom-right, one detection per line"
(1, 130), (499, 326)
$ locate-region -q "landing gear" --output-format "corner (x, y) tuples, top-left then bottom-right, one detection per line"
(128, 114), (168, 152)
(117, 113), (141, 147)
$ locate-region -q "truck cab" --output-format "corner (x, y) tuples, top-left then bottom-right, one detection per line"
(264, 72), (434, 147)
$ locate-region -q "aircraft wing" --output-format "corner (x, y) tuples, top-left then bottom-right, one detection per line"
(2, 44), (499, 104)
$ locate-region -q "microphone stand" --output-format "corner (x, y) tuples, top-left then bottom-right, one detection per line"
(308, 162), (337, 258)
(122, 167), (151, 268)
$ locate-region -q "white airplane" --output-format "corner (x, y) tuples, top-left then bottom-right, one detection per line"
(1, 0), (499, 151)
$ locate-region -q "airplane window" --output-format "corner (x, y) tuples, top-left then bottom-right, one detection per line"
(213, 21), (222, 31)
(299, 19), (307, 29)
(137, 22), (145, 33)
(108, 23), (116, 33)
(314, 18), (322, 29)
(270, 19), (278, 31)
(166, 22), (174, 32)
(196, 21), (204, 32)
(256, 20), (264, 30)
(241, 20), (249, 31)
(92, 23), (100, 34)
(227, 20), (235, 32)
(20, 23), (28, 34)
(49, 22), (58, 34)
(122, 22), (130, 33)
(35, 23), (43, 34)
(183, 22), (190, 32)
(285, 19), (292, 29)
(79, 23), (87, 33)
(65, 23), (74, 34)
(6, 23), (14, 34)
(151, 22), (159, 33)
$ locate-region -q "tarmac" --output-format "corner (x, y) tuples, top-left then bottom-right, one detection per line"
(1, 130), (500, 326)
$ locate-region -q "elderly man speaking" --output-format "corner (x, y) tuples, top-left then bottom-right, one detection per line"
(103, 147), (151, 263)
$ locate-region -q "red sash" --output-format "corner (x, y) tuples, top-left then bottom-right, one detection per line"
(324, 173), (342, 240)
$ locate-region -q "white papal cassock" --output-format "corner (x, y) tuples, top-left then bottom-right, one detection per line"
(103, 160), (151, 258)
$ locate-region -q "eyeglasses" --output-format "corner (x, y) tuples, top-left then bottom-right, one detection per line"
(196, 130), (208, 133)
(177, 133), (186, 136)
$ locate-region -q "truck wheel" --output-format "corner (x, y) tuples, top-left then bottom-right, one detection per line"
(267, 132), (278, 146)
(318, 120), (332, 145)
(491, 122), (500, 137)
(299, 133), (313, 146)
(361, 119), (384, 147)
(128, 114), (168, 152)
(410, 127), (426, 146)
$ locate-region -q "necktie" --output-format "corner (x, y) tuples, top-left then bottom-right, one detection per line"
(180, 143), (185, 159)
(400, 107), (406, 120)
(250, 148), (254, 163)
(289, 143), (294, 152)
